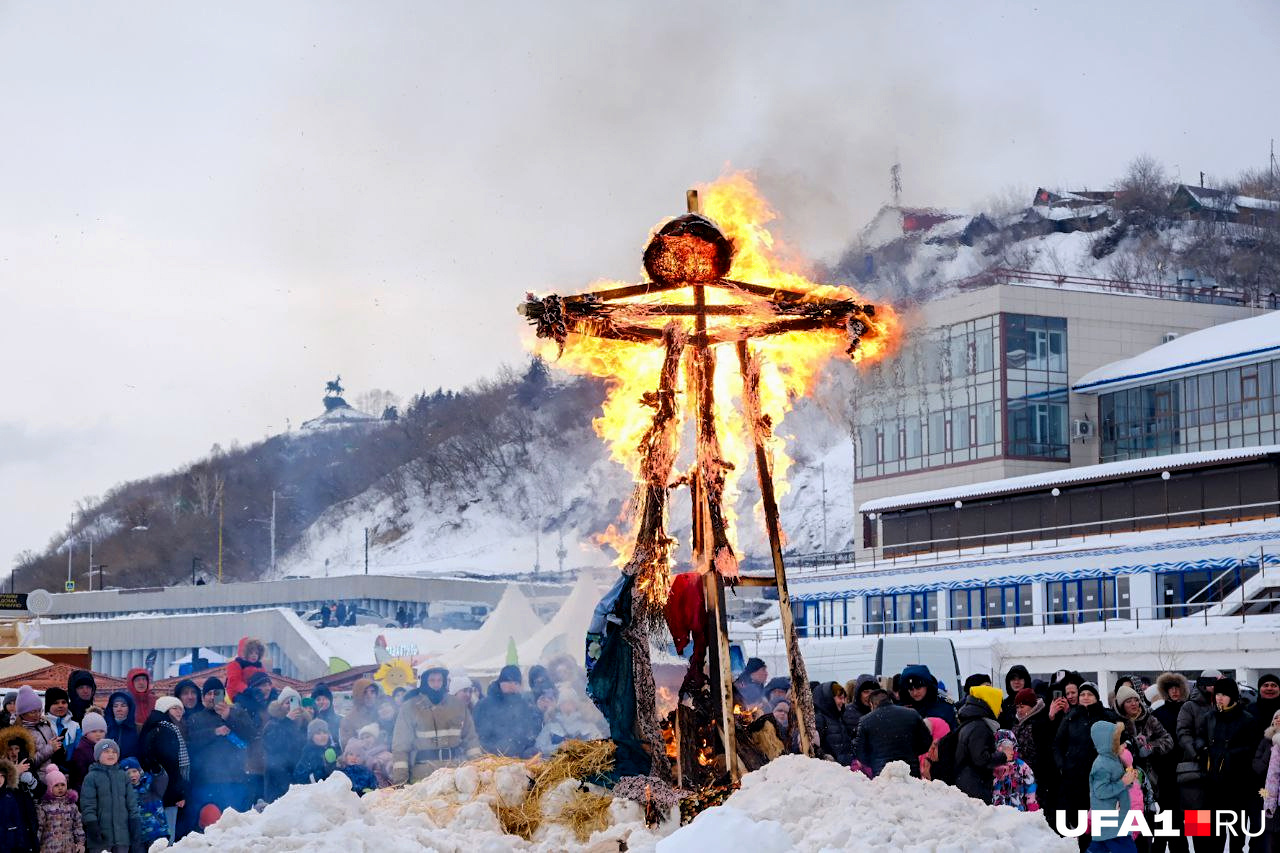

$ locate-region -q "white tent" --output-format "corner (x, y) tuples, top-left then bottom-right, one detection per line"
(466, 572), (603, 677)
(446, 584), (546, 671)
(165, 647), (231, 678)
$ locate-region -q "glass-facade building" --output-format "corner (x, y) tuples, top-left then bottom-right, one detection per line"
(1100, 358), (1280, 461)
(854, 313), (1070, 480)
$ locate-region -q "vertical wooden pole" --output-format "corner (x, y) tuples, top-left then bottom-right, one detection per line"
(736, 340), (818, 756)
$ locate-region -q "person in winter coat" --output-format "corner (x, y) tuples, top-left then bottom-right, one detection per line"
(898, 665), (958, 730)
(1254, 674), (1280, 739)
(391, 667), (481, 783)
(853, 689), (934, 777)
(2, 691), (16, 729)
(233, 671), (276, 805)
(842, 674), (879, 739)
(68, 671), (99, 726)
(70, 713), (108, 793)
(120, 758), (166, 850)
(1113, 685), (1172, 810)
(0, 756), (39, 853)
(952, 685), (1007, 803)
(225, 638), (267, 702)
(172, 680), (202, 724)
(1175, 669), (1221, 815)
(260, 688), (310, 803)
(475, 666), (542, 758)
(1055, 682), (1118, 849)
(1088, 721), (1139, 852)
(13, 686), (65, 777)
(122, 671), (153, 729)
(138, 697), (188, 839)
(336, 741), (378, 796)
(293, 719), (337, 785)
(1254, 708), (1280, 852)
(535, 688), (606, 756)
(1012, 687), (1059, 818)
(184, 678), (254, 827)
(1204, 678), (1256, 853)
(999, 665), (1032, 728)
(45, 689), (83, 760)
(103, 695), (138, 762)
(3, 724), (42, 801)
(339, 679), (384, 748)
(813, 681), (856, 765)
(762, 677), (791, 711)
(733, 659), (769, 710)
(37, 766), (84, 853)
(79, 739), (139, 853)
(309, 685), (343, 748)
(1146, 673), (1190, 853)
(991, 728), (1038, 811)
(919, 717), (951, 781)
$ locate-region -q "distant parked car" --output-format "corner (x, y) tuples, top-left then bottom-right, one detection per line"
(302, 607), (397, 628)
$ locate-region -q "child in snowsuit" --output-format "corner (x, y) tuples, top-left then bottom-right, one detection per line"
(336, 741), (378, 796)
(0, 756), (40, 853)
(69, 714), (108, 793)
(79, 739), (140, 853)
(991, 728), (1039, 812)
(36, 766), (85, 853)
(293, 719), (337, 785)
(1088, 721), (1139, 853)
(120, 758), (166, 850)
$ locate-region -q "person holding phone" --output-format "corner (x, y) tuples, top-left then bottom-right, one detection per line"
(1012, 687), (1059, 819)
(262, 687), (311, 804)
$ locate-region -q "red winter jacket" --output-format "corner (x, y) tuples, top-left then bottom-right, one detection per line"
(225, 637), (266, 701)
(664, 572), (706, 661)
(125, 667), (155, 726)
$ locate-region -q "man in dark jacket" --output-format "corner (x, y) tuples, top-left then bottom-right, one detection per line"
(953, 685), (1007, 802)
(186, 677), (255, 828)
(67, 670), (98, 724)
(733, 659), (769, 709)
(898, 665), (957, 730)
(853, 689), (933, 777)
(813, 681), (855, 765)
(474, 666), (541, 758)
(998, 665), (1031, 728)
(233, 670), (277, 805)
(174, 679), (203, 723)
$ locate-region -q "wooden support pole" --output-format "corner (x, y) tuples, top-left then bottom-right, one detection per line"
(736, 339), (818, 757)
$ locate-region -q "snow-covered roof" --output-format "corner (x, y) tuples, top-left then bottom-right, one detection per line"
(300, 404), (384, 432)
(858, 444), (1280, 514)
(1073, 310), (1280, 392)
(1176, 184), (1280, 215)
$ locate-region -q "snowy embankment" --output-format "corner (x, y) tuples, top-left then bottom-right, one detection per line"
(159, 755), (1071, 853)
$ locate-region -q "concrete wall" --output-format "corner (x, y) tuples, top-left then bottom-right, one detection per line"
(44, 574), (567, 622)
(36, 608), (332, 680)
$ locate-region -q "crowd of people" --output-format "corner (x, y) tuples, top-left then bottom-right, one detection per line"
(0, 639), (603, 852)
(780, 661), (1280, 853)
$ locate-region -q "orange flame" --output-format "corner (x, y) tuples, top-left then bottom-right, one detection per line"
(529, 172), (899, 566)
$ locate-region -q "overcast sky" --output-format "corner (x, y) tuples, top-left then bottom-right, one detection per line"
(1, 1), (1277, 567)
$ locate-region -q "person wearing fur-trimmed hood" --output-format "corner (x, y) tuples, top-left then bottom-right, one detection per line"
(1253, 707), (1280, 848)
(0, 756), (39, 853)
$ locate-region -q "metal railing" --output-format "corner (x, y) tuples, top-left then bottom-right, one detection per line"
(763, 594), (1280, 644)
(953, 267), (1274, 309)
(863, 498), (1280, 570)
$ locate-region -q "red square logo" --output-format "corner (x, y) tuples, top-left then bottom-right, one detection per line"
(1184, 810), (1212, 837)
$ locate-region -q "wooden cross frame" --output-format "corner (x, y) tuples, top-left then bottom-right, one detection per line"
(518, 190), (881, 781)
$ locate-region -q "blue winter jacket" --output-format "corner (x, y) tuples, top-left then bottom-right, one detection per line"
(1088, 720), (1133, 841)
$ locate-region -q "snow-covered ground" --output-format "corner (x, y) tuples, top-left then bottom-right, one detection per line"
(157, 756), (1071, 853)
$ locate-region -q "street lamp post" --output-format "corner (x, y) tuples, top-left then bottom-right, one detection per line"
(954, 500), (964, 556)
(1051, 488), (1061, 547)
(1161, 471), (1171, 527)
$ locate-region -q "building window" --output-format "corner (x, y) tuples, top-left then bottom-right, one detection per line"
(1045, 577), (1131, 624)
(1155, 562), (1260, 618)
(865, 592), (937, 635)
(949, 583), (1034, 629)
(1101, 357), (1280, 462)
(1004, 314), (1070, 460)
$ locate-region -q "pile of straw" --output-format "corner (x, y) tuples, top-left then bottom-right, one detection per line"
(491, 739), (618, 840)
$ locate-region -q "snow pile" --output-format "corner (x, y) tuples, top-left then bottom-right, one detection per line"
(652, 757), (1075, 853)
(159, 762), (672, 853)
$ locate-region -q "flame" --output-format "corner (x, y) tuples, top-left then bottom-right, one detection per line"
(529, 172), (899, 569)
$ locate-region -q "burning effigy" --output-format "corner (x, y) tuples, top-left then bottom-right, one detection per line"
(519, 173), (898, 788)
